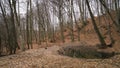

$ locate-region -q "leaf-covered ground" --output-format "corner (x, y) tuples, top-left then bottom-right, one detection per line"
(0, 45), (120, 68)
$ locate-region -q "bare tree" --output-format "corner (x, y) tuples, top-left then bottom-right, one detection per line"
(58, 0), (65, 43)
(86, 0), (107, 48)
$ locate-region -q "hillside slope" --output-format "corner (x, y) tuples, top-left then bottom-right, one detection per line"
(54, 11), (120, 51)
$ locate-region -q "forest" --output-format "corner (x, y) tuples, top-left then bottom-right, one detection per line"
(0, 0), (120, 68)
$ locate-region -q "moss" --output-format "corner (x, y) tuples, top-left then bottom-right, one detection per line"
(58, 45), (115, 59)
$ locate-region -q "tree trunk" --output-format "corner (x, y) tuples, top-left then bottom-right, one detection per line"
(59, 0), (65, 43)
(9, 0), (19, 54)
(26, 0), (30, 49)
(86, 0), (107, 48)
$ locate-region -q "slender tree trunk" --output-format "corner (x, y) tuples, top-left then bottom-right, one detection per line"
(78, 0), (85, 25)
(17, 0), (25, 51)
(99, 0), (117, 29)
(70, 0), (74, 42)
(86, 0), (107, 48)
(0, 30), (1, 56)
(73, 3), (80, 41)
(29, 0), (33, 49)
(114, 0), (120, 32)
(59, 0), (65, 43)
(26, 0), (30, 49)
(36, 1), (42, 45)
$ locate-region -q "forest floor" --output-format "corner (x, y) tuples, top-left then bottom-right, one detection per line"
(0, 43), (120, 68)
